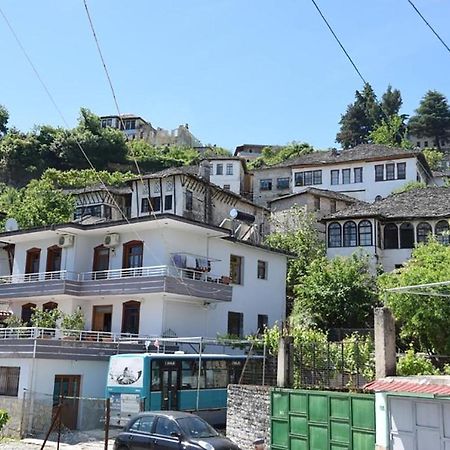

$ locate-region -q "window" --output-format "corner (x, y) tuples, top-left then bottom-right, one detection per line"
(358, 220), (373, 246)
(331, 170), (339, 185)
(155, 416), (180, 437)
(216, 164), (223, 175)
(129, 415), (155, 433)
(230, 255), (243, 284)
(416, 222), (432, 244)
(0, 367), (20, 396)
(343, 221), (357, 247)
(330, 199), (336, 213)
(21, 303), (36, 325)
(384, 223), (399, 249)
(424, 141), (428, 147)
(259, 179), (272, 191)
(226, 163), (233, 175)
(397, 162), (406, 180)
(122, 241), (143, 269)
(354, 167), (363, 183)
(294, 170), (322, 186)
(342, 169), (351, 184)
(150, 197), (161, 212)
(228, 311), (244, 337)
(205, 360), (228, 388)
(121, 300), (140, 334)
(25, 248), (41, 274)
(277, 178), (290, 190)
(375, 165), (384, 182)
(185, 190), (193, 211)
(257, 260), (267, 280)
(141, 198), (150, 213)
(436, 220), (450, 245)
(400, 223), (415, 248)
(257, 314), (268, 333)
(314, 196), (321, 211)
(386, 164), (395, 180)
(164, 195), (173, 211)
(223, 184), (230, 191)
(328, 223), (341, 248)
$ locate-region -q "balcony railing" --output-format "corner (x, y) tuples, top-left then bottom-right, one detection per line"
(0, 270), (78, 284)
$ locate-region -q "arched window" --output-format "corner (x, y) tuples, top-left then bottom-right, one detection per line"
(416, 222), (432, 244)
(43, 301), (58, 312)
(358, 220), (373, 246)
(21, 303), (36, 326)
(328, 223), (342, 248)
(436, 220), (450, 245)
(400, 223), (415, 248)
(384, 224), (399, 249)
(343, 221), (357, 247)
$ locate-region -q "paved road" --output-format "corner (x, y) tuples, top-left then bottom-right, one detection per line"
(0, 438), (115, 449)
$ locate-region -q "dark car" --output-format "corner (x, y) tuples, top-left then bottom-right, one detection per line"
(114, 411), (241, 450)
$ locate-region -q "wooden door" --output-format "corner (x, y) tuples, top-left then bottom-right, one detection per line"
(21, 303), (36, 325)
(53, 375), (81, 430)
(92, 305), (112, 332)
(25, 248), (41, 275)
(92, 245), (109, 279)
(121, 301), (140, 335)
(46, 246), (62, 277)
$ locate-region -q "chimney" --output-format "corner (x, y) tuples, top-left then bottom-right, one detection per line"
(198, 159), (211, 182)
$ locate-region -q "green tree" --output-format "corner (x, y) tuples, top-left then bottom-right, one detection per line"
(292, 253), (378, 330)
(422, 148), (444, 171)
(393, 181), (426, 194)
(0, 105), (8, 137)
(379, 239), (450, 354)
(381, 85), (403, 117)
(369, 115), (411, 148)
(265, 208), (324, 315)
(249, 142), (314, 169)
(408, 90), (450, 150)
(336, 83), (383, 148)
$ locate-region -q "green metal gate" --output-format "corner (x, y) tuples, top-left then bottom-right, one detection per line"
(271, 389), (375, 450)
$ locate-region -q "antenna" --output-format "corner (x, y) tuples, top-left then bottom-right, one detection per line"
(4, 218), (18, 232)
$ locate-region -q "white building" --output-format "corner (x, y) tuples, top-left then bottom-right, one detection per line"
(252, 144), (433, 207)
(0, 214), (287, 426)
(206, 156), (251, 197)
(322, 187), (450, 272)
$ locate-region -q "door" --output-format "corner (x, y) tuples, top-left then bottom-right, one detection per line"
(46, 245), (62, 278)
(153, 416), (183, 450)
(122, 241), (143, 276)
(92, 245), (110, 279)
(25, 248), (41, 280)
(53, 375), (81, 430)
(161, 365), (180, 411)
(92, 305), (112, 332)
(21, 303), (36, 325)
(121, 301), (140, 335)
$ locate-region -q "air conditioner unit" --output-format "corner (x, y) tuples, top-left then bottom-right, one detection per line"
(103, 233), (120, 248)
(58, 234), (74, 248)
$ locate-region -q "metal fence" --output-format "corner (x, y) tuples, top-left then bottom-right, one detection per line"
(289, 338), (375, 389)
(21, 391), (110, 441)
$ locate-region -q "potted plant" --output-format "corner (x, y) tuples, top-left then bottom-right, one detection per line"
(61, 309), (85, 339)
(30, 308), (61, 338)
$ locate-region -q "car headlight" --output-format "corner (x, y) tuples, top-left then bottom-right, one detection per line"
(197, 440), (215, 450)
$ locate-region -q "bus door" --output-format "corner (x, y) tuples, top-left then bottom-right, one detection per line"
(161, 360), (180, 410)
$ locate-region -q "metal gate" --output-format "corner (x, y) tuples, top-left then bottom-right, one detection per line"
(271, 389), (375, 450)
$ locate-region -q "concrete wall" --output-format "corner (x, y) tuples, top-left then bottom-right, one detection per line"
(252, 167), (292, 207)
(226, 384), (271, 450)
(209, 160), (245, 195)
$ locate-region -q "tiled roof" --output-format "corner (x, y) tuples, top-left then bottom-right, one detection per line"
(256, 144), (430, 171)
(323, 187), (450, 221)
(365, 377), (450, 396)
(64, 185), (132, 195)
(268, 187), (360, 204)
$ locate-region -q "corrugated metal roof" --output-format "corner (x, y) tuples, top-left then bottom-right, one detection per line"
(365, 379), (450, 396)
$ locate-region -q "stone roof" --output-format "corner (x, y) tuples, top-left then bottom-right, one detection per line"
(323, 187), (450, 221)
(256, 144), (430, 172)
(64, 185), (132, 195)
(268, 188), (360, 204)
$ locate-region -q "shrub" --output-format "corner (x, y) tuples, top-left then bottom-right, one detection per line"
(0, 410), (9, 432)
(397, 349), (439, 376)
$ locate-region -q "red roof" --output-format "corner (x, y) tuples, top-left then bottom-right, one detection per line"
(365, 379), (450, 396)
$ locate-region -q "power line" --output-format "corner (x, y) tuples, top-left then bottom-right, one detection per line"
(309, 0), (367, 85)
(407, 0), (450, 55)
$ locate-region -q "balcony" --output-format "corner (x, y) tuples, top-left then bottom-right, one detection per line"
(0, 266), (232, 302)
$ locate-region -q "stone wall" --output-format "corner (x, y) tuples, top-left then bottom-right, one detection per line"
(0, 396), (24, 437)
(226, 384), (271, 450)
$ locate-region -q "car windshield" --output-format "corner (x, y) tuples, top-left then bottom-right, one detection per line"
(176, 416), (219, 439)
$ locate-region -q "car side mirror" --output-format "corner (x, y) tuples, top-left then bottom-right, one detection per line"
(171, 431), (182, 441)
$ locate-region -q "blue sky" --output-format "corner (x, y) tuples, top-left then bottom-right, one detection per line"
(0, 0), (449, 151)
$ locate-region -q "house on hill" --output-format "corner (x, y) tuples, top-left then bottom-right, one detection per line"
(322, 187), (450, 272)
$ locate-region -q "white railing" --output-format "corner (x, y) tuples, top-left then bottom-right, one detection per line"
(0, 270), (77, 284)
(0, 326), (151, 343)
(0, 266), (230, 285)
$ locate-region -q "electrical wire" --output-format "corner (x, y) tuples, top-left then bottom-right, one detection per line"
(407, 0), (450, 55)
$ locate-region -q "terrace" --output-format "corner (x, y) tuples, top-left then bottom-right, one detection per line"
(0, 266), (233, 302)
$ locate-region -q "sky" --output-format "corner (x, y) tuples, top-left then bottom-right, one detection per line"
(0, 0), (449, 152)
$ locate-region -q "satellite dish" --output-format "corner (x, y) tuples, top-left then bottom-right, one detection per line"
(5, 218), (18, 232)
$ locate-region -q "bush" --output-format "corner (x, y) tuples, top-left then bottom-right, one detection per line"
(0, 410), (9, 432)
(61, 310), (85, 331)
(397, 349), (439, 376)
(4, 315), (25, 328)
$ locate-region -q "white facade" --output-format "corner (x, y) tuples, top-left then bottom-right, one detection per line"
(208, 159), (246, 195)
(1, 216), (287, 338)
(292, 156), (430, 202)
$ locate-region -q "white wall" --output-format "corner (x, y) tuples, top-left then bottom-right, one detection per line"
(209, 160), (244, 195)
(292, 157), (424, 202)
